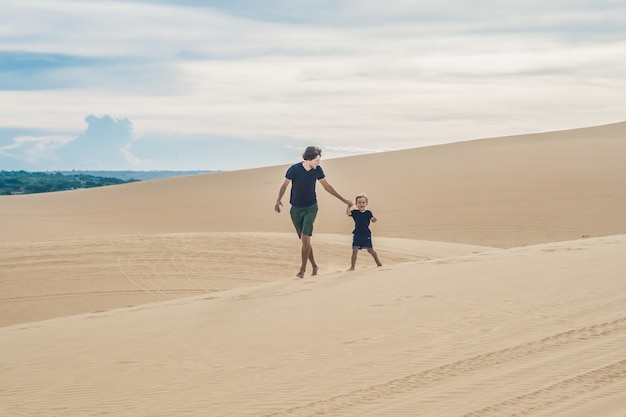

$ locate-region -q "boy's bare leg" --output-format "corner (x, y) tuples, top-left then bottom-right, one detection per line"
(368, 248), (383, 267)
(349, 249), (358, 270)
(297, 234), (312, 278)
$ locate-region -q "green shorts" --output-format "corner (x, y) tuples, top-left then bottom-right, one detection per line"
(290, 203), (318, 238)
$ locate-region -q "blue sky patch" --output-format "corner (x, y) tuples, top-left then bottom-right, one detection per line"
(0, 51), (98, 72)
(0, 51), (102, 90)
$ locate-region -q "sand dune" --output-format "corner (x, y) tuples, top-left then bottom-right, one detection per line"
(1, 121), (625, 247)
(2, 235), (625, 416)
(1, 121), (626, 416)
(0, 233), (490, 326)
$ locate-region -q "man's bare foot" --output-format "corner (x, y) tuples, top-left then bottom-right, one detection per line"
(376, 263), (383, 267)
(348, 267), (355, 271)
(296, 270), (305, 278)
(312, 265), (319, 276)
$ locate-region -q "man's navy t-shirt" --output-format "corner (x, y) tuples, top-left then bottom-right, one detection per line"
(286, 162), (326, 207)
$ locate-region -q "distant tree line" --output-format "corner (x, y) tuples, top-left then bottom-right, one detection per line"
(58, 170), (216, 181)
(0, 171), (138, 195)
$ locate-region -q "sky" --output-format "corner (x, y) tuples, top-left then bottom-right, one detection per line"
(1, 0), (625, 172)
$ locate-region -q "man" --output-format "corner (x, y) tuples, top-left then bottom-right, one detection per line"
(275, 146), (352, 278)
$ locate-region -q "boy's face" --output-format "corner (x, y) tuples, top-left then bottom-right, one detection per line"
(356, 197), (368, 210)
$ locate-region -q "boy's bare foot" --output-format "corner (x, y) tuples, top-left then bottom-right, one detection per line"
(296, 270), (305, 278)
(376, 263), (383, 267)
(348, 267), (355, 271)
(312, 265), (319, 276)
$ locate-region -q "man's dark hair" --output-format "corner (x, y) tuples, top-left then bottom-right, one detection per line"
(302, 146), (322, 161)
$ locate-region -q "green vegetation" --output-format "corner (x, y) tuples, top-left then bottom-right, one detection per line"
(58, 170), (216, 181)
(0, 171), (138, 195)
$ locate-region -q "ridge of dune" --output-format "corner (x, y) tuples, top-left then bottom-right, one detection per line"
(1, 120), (625, 247)
(0, 232), (493, 327)
(2, 234), (625, 416)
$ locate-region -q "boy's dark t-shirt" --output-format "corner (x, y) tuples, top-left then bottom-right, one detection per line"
(286, 163), (326, 207)
(350, 209), (374, 236)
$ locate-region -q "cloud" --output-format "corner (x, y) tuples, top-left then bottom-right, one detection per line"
(1, 0), (625, 171)
(0, 134), (73, 168)
(0, 116), (310, 171)
(55, 115), (143, 169)
(0, 115), (150, 171)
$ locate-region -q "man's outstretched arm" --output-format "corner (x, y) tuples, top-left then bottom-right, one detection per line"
(319, 178), (352, 206)
(275, 179), (290, 213)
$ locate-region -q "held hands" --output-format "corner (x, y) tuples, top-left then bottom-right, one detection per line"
(344, 199), (353, 216)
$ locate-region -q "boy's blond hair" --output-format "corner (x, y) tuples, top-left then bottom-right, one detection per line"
(354, 193), (369, 204)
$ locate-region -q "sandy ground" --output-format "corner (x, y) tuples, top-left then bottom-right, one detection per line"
(1, 121), (626, 416)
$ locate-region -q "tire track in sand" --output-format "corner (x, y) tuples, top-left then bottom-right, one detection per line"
(460, 358), (626, 417)
(261, 317), (626, 417)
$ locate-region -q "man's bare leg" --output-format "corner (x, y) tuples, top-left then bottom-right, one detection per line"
(297, 234), (312, 278)
(309, 247), (319, 276)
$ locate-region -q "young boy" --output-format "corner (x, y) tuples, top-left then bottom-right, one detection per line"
(346, 194), (382, 270)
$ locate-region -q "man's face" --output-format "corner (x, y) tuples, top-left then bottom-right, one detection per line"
(308, 155), (321, 168)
